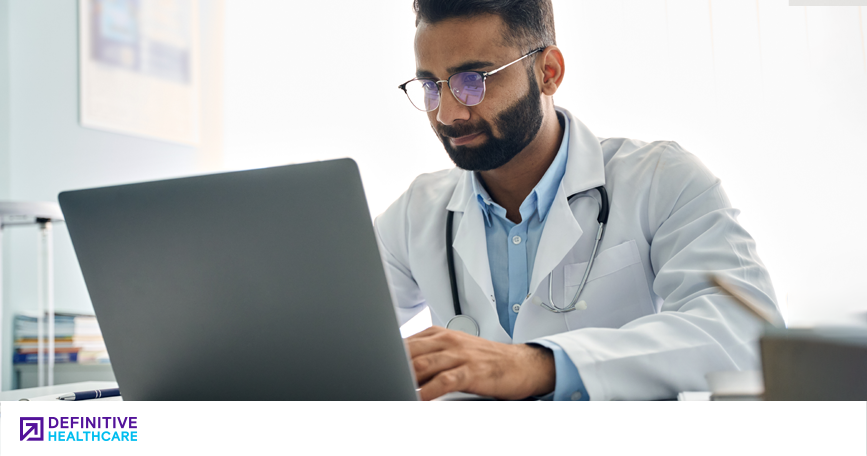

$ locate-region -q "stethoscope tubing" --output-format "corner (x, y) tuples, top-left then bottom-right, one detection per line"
(445, 210), (462, 318)
(446, 186), (609, 330)
(541, 221), (604, 313)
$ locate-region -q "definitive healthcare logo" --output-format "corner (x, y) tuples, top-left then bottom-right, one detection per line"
(19, 415), (138, 442)
(20, 417), (44, 441)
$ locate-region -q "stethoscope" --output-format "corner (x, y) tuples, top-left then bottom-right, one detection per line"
(445, 186), (610, 336)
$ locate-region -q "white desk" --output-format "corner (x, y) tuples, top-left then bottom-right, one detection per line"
(0, 383), (713, 401)
(0, 381), (118, 401)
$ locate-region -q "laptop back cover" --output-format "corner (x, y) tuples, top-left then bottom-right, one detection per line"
(59, 159), (418, 400)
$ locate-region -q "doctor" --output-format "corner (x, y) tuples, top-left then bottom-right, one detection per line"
(375, 0), (780, 401)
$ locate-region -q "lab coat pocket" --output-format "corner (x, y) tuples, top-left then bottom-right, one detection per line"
(562, 239), (654, 330)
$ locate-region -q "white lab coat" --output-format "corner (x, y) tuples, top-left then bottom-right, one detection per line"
(374, 107), (780, 400)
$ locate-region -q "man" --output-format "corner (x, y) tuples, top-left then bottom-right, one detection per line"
(375, 0), (780, 400)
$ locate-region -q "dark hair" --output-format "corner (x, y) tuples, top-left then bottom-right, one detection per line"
(413, 0), (556, 52)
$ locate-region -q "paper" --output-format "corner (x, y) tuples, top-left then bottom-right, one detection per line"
(706, 370), (764, 400)
(677, 392), (712, 401)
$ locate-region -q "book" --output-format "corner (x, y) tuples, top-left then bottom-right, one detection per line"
(13, 352), (78, 364)
(12, 313), (109, 365)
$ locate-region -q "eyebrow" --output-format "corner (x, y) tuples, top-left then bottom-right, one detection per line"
(415, 60), (497, 79)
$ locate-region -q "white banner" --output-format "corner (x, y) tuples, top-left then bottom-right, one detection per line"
(2, 401), (866, 454)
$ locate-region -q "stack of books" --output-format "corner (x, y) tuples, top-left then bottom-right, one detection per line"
(13, 313), (110, 365)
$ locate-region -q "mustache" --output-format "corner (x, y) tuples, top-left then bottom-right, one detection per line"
(436, 121), (491, 139)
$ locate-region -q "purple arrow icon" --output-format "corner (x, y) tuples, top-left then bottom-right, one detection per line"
(20, 417), (44, 441)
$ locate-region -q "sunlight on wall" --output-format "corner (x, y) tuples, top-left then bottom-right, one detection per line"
(224, 1), (867, 329)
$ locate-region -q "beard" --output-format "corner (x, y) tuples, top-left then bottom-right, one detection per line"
(436, 70), (544, 172)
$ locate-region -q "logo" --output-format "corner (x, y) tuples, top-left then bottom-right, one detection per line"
(20, 417), (44, 441)
(18, 416), (138, 442)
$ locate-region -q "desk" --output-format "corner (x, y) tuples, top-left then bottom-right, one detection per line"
(0, 384), (718, 401)
(15, 364), (116, 389)
(0, 381), (118, 401)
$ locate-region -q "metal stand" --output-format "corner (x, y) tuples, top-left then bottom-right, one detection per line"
(0, 202), (64, 389)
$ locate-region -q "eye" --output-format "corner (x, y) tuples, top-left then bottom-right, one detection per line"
(421, 80), (438, 92)
(461, 73), (482, 83)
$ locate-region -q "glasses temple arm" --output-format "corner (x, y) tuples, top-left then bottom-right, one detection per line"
(484, 48), (544, 77)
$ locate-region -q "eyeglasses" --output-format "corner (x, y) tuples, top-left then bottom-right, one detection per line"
(398, 48), (544, 112)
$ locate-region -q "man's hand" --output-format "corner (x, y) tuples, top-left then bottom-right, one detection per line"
(406, 326), (555, 401)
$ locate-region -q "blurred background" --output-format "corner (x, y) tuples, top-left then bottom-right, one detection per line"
(0, 0), (865, 391)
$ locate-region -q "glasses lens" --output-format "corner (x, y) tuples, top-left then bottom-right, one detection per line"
(449, 72), (485, 106)
(403, 79), (440, 112)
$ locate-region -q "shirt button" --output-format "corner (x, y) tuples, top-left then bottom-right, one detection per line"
(571, 391), (583, 401)
(512, 303), (521, 313)
(512, 235), (522, 245)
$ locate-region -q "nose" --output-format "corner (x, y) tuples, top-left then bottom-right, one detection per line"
(435, 82), (471, 126)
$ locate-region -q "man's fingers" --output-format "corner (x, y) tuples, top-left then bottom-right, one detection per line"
(405, 327), (462, 358)
(413, 326), (446, 337)
(413, 350), (464, 386)
(405, 337), (447, 359)
(419, 365), (471, 401)
(406, 325), (447, 341)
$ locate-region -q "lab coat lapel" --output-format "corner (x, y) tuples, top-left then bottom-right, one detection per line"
(529, 108), (607, 295)
(529, 186), (582, 295)
(447, 172), (497, 312)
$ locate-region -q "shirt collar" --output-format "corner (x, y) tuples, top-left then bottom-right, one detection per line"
(471, 175), (496, 226)
(471, 111), (570, 226)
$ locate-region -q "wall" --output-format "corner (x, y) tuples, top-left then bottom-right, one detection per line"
(0, 0), (8, 200)
(0, 0), (12, 391)
(0, 0), (9, 389)
(0, 0), (224, 391)
(222, 0), (454, 218)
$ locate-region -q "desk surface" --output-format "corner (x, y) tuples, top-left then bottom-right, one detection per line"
(0, 381), (118, 401)
(2, 382), (710, 401)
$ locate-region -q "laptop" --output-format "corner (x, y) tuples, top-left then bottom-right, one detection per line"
(59, 159), (420, 400)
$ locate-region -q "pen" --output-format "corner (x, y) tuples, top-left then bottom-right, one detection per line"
(57, 388), (121, 401)
(710, 273), (784, 328)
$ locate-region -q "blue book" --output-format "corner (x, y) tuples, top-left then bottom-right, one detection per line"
(13, 352), (78, 364)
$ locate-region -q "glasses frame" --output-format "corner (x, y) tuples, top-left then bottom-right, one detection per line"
(398, 47), (545, 112)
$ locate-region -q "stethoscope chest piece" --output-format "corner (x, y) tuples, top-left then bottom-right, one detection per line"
(446, 315), (480, 336)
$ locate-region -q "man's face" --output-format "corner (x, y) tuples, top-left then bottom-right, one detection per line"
(414, 15), (544, 171)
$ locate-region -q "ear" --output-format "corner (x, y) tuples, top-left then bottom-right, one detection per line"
(536, 46), (565, 96)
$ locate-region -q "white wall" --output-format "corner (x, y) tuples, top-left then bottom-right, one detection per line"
(0, 0), (224, 391)
(222, 1), (454, 218)
(0, 0), (9, 200)
(224, 0), (867, 330)
(0, 0), (9, 387)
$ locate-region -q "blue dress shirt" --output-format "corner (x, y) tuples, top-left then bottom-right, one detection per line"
(471, 111), (589, 401)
